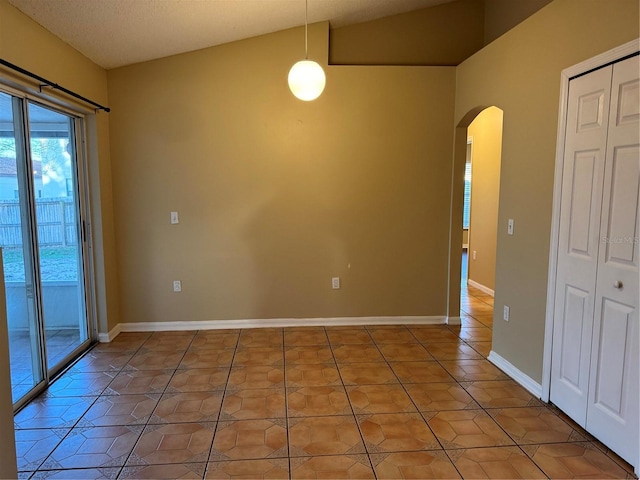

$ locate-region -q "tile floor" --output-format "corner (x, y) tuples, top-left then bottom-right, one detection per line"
(14, 283), (637, 479)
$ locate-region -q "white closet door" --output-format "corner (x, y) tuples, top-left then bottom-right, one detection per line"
(586, 55), (639, 465)
(550, 65), (613, 425)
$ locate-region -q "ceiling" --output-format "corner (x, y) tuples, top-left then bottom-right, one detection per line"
(8, 0), (455, 70)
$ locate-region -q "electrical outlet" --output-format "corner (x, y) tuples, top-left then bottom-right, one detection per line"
(503, 305), (510, 321)
(171, 211), (179, 224)
(331, 277), (340, 289)
(173, 280), (182, 292)
(472, 250), (477, 260)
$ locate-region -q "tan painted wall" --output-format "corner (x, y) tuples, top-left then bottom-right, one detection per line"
(484, 0), (553, 44)
(107, 23), (456, 325)
(0, 0), (120, 334)
(467, 106), (503, 291)
(455, 0), (639, 382)
(330, 0), (484, 66)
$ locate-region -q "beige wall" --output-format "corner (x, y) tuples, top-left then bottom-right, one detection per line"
(455, 0), (639, 382)
(484, 0), (553, 44)
(330, 0), (484, 66)
(0, 0), (120, 333)
(107, 23), (456, 325)
(467, 106), (503, 291)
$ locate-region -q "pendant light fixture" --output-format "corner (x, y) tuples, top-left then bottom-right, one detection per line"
(288, 0), (326, 101)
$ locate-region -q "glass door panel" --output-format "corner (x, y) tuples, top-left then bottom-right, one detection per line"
(27, 102), (89, 373)
(0, 92), (45, 403)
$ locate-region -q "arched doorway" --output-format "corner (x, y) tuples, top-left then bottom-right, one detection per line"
(448, 106), (504, 330)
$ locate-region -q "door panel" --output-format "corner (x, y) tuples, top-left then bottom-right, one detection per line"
(587, 55), (639, 465)
(27, 102), (90, 375)
(551, 65), (613, 425)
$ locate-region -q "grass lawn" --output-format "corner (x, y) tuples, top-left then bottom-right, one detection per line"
(2, 246), (79, 282)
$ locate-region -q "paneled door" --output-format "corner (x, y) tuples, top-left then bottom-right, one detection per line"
(551, 54), (639, 466)
(586, 55), (639, 464)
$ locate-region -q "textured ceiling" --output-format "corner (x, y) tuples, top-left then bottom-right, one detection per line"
(8, 0), (454, 69)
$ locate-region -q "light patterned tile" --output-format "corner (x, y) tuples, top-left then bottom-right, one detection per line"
(14, 396), (96, 430)
(190, 333), (239, 350)
(285, 346), (335, 364)
(447, 446), (546, 479)
(425, 410), (514, 449)
(285, 330), (329, 346)
(80, 394), (159, 426)
(105, 369), (173, 396)
(409, 327), (461, 343)
(468, 342), (492, 358)
(378, 343), (433, 362)
(367, 327), (417, 344)
(127, 422), (215, 466)
(232, 347), (284, 366)
(463, 380), (543, 409)
(286, 364), (341, 387)
(338, 362), (398, 385)
(370, 451), (460, 479)
(326, 329), (374, 345)
(389, 361), (454, 384)
(423, 342), (482, 361)
(347, 384), (416, 414)
(211, 419), (288, 461)
(220, 388), (286, 420)
(15, 428), (69, 471)
(357, 412), (440, 453)
(290, 454), (375, 479)
(120, 463), (206, 479)
(332, 344), (384, 364)
(30, 467), (121, 479)
(167, 368), (230, 393)
(227, 366), (284, 390)
(43, 371), (115, 398)
(238, 329), (283, 348)
(405, 382), (479, 412)
(205, 459), (289, 479)
(68, 352), (133, 373)
(287, 386), (352, 417)
(439, 359), (509, 382)
(289, 415), (365, 457)
(178, 350), (234, 369)
(522, 442), (629, 479)
(125, 351), (184, 371)
(150, 392), (223, 424)
(43, 425), (142, 469)
(454, 327), (493, 342)
(489, 407), (586, 445)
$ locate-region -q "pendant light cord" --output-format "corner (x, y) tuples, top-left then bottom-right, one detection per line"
(304, 0), (308, 59)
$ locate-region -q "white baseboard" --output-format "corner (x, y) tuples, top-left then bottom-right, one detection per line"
(108, 315), (447, 335)
(467, 279), (495, 297)
(446, 316), (461, 325)
(488, 350), (543, 398)
(98, 323), (121, 343)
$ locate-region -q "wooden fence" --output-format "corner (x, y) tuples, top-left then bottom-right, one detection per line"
(0, 199), (76, 247)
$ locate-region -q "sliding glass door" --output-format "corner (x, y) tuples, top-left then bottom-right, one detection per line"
(0, 90), (93, 408)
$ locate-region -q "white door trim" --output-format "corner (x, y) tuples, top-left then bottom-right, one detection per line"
(543, 38), (640, 404)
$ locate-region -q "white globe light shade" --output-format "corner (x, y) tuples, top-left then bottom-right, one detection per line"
(288, 60), (326, 101)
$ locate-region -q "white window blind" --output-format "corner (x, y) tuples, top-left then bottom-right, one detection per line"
(463, 162), (472, 229)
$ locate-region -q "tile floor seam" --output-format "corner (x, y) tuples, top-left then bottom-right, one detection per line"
(202, 329), (241, 475)
(328, 330), (379, 479)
